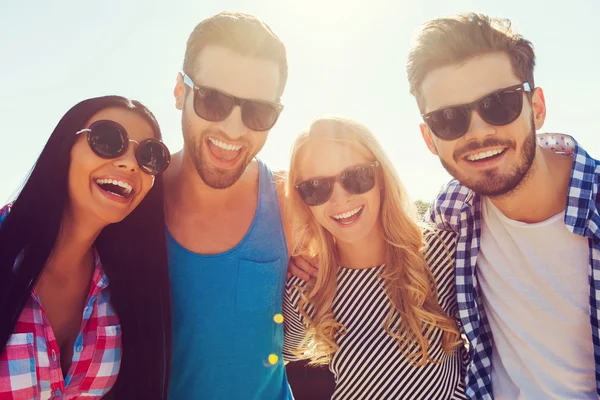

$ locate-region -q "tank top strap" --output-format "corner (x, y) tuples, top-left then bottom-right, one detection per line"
(239, 158), (287, 260)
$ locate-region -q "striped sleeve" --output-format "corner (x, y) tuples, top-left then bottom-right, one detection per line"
(422, 228), (458, 316)
(422, 228), (470, 381)
(283, 276), (309, 362)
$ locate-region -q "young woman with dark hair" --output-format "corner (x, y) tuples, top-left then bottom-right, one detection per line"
(0, 96), (172, 399)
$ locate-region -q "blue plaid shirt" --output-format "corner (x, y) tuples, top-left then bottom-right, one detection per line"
(426, 134), (600, 399)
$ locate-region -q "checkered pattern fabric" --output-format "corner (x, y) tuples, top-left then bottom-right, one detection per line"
(0, 205), (122, 399)
(426, 134), (600, 399)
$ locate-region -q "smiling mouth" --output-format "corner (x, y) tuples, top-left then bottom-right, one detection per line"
(330, 205), (364, 225)
(95, 178), (134, 198)
(207, 137), (245, 162)
(464, 148), (506, 162)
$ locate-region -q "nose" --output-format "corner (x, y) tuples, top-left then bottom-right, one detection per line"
(462, 110), (497, 141)
(219, 106), (247, 139)
(112, 142), (138, 173)
(328, 180), (351, 205)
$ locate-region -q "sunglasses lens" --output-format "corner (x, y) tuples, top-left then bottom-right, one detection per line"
(136, 140), (170, 175)
(241, 102), (280, 131)
(193, 87), (234, 122)
(341, 166), (376, 194)
(478, 90), (523, 126)
(88, 122), (126, 158)
(296, 179), (333, 206)
(427, 107), (471, 140)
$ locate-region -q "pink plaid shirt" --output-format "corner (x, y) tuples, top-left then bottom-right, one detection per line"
(0, 206), (122, 400)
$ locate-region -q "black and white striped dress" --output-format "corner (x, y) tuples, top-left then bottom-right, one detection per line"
(283, 229), (468, 400)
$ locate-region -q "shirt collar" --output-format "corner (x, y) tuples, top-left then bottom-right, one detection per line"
(458, 134), (600, 239)
(562, 136), (600, 238)
(91, 247), (109, 291)
(31, 247), (109, 304)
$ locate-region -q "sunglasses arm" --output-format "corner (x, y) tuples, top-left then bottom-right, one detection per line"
(182, 73), (196, 90)
(75, 128), (91, 136)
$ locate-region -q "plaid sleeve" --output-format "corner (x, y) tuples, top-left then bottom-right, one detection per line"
(0, 332), (38, 399)
(425, 181), (472, 233)
(0, 204), (11, 226)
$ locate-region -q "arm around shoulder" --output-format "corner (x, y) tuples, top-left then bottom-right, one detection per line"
(424, 180), (472, 234)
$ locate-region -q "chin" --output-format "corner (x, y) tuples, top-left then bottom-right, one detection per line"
(92, 207), (132, 226)
(102, 215), (127, 226)
(330, 229), (365, 245)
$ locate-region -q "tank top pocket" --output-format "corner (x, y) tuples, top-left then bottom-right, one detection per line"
(236, 259), (282, 311)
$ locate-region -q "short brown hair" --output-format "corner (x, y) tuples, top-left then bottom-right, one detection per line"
(407, 13), (535, 113)
(183, 11), (288, 98)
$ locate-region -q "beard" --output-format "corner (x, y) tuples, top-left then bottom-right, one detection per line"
(439, 118), (537, 198)
(182, 114), (255, 189)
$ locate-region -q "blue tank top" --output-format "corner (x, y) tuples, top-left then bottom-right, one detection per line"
(167, 159), (293, 400)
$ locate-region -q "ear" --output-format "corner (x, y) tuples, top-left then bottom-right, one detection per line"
(531, 87), (546, 130)
(420, 123), (438, 155)
(174, 72), (186, 111)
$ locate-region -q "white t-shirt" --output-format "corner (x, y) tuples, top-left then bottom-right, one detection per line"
(478, 197), (596, 399)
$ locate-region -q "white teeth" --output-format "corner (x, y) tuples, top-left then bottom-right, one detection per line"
(332, 206), (363, 220)
(95, 179), (133, 195)
(208, 137), (243, 152)
(466, 148), (505, 161)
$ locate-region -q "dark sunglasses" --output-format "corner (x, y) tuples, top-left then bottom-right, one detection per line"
(182, 73), (284, 132)
(422, 82), (532, 141)
(76, 120), (171, 176)
(295, 161), (380, 206)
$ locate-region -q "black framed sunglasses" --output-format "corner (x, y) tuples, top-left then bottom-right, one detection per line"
(422, 82), (533, 141)
(295, 161), (380, 206)
(76, 120), (171, 176)
(182, 72), (284, 132)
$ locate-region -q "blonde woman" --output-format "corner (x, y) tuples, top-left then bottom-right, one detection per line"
(283, 117), (467, 400)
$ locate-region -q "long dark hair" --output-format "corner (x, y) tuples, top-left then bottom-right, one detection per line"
(0, 96), (171, 399)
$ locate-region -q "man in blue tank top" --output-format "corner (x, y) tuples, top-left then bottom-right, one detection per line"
(162, 11), (294, 399)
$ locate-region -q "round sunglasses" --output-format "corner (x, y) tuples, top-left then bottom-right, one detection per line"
(422, 82), (532, 141)
(295, 161), (380, 207)
(76, 120), (171, 176)
(182, 72), (284, 132)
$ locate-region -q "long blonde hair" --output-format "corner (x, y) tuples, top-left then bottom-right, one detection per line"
(286, 116), (461, 366)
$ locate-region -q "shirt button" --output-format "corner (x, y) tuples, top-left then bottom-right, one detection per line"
(54, 389), (62, 396)
(51, 350), (57, 361)
(76, 345), (83, 352)
(268, 354), (278, 365)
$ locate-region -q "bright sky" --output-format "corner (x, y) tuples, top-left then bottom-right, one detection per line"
(1, 0), (599, 204)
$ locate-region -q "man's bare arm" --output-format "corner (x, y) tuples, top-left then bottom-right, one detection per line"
(274, 170), (319, 280)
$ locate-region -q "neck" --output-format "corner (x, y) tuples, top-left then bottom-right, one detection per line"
(45, 207), (103, 276)
(488, 147), (572, 223)
(164, 150), (252, 215)
(336, 222), (387, 269)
